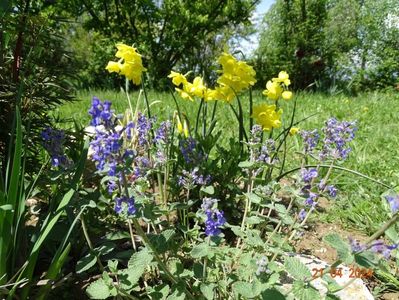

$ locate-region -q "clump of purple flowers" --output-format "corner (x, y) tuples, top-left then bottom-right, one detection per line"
(178, 168), (211, 189)
(301, 168), (318, 183)
(136, 113), (153, 146)
(201, 198), (226, 236)
(385, 195), (399, 214)
(41, 127), (70, 168)
(114, 196), (136, 215)
(300, 129), (320, 153)
(179, 137), (204, 164)
(320, 118), (357, 161)
(88, 97), (138, 177)
(349, 237), (398, 259)
(154, 120), (171, 144)
(298, 208), (307, 221)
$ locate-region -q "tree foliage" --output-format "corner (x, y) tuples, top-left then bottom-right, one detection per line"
(254, 0), (399, 92)
(58, 0), (260, 89)
(0, 0), (77, 172)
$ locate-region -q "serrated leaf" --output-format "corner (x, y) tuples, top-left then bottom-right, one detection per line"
(149, 229), (176, 253)
(284, 257), (312, 280)
(200, 283), (215, 300)
(246, 192), (262, 204)
(149, 284), (170, 300)
(261, 288), (285, 300)
(191, 243), (210, 259)
(86, 278), (110, 299)
(230, 225), (245, 238)
(167, 284), (185, 300)
(292, 281), (320, 300)
(232, 280), (262, 298)
(324, 234), (354, 264)
(246, 216), (264, 225)
(125, 248), (153, 285)
(76, 252), (97, 274)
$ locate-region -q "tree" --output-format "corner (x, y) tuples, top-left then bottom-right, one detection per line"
(58, 0), (260, 89)
(254, 0), (399, 92)
(254, 0), (329, 90)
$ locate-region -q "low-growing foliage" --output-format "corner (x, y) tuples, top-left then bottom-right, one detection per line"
(5, 43), (399, 299)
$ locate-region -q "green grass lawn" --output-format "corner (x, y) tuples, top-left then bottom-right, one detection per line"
(56, 89), (399, 234)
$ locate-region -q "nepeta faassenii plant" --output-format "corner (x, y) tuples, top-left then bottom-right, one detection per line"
(76, 43), (398, 299)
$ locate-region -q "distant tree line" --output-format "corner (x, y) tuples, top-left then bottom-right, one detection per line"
(253, 0), (399, 93)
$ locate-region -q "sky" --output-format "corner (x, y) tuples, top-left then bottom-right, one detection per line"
(237, 0), (276, 55)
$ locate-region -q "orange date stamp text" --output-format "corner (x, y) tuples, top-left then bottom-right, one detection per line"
(311, 266), (373, 279)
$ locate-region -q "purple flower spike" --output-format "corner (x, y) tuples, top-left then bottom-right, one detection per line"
(114, 196), (136, 216)
(301, 168), (318, 183)
(201, 198), (225, 236)
(41, 127), (70, 168)
(298, 209), (307, 221)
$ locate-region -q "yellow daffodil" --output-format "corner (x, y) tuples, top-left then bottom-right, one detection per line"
(263, 80), (283, 100)
(175, 114), (184, 134)
(252, 104), (283, 131)
(272, 71), (291, 86)
(106, 43), (146, 85)
(175, 87), (193, 101)
(282, 91), (293, 101)
(289, 127), (299, 135)
(216, 52), (256, 102)
(168, 71), (187, 86)
(189, 77), (206, 98)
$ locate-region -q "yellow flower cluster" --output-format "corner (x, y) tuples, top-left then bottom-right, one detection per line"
(215, 52), (257, 103)
(106, 43), (146, 85)
(263, 71), (292, 101)
(252, 104), (283, 131)
(168, 52), (256, 103)
(168, 71), (217, 101)
(252, 71), (294, 131)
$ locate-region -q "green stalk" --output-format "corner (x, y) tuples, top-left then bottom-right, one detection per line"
(195, 98), (204, 135)
(276, 164), (392, 189)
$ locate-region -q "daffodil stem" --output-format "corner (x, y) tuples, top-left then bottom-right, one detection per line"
(249, 87), (253, 132)
(141, 76), (155, 140)
(195, 98), (204, 135)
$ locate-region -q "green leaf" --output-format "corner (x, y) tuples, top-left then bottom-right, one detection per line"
(149, 284), (170, 300)
(246, 192), (262, 204)
(0, 204), (12, 211)
(284, 257), (312, 281)
(292, 281), (320, 300)
(76, 252), (97, 274)
(126, 248), (153, 285)
(86, 278), (111, 299)
(230, 225), (245, 238)
(167, 283), (185, 300)
(238, 161), (254, 168)
(190, 243), (210, 259)
(246, 216), (264, 225)
(200, 185), (214, 195)
(354, 251), (378, 268)
(261, 288), (285, 300)
(149, 229), (176, 253)
(200, 283), (215, 300)
(323, 234), (354, 264)
(232, 280), (262, 298)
